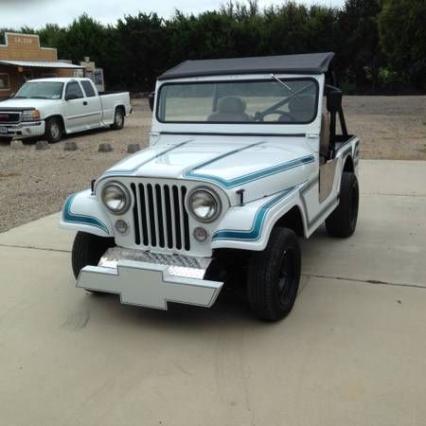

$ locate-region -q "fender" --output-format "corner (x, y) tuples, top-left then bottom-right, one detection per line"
(45, 114), (66, 132)
(211, 184), (308, 252)
(60, 189), (113, 237)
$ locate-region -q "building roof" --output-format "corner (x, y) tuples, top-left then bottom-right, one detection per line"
(159, 52), (335, 80)
(0, 59), (84, 69)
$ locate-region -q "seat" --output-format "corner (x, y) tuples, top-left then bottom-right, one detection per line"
(207, 96), (251, 122)
(319, 112), (330, 162)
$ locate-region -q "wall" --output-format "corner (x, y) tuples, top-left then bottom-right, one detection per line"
(0, 33), (57, 61)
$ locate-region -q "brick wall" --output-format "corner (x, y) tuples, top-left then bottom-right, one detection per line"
(0, 33), (57, 61)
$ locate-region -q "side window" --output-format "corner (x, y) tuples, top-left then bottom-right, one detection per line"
(0, 73), (10, 90)
(65, 82), (84, 100)
(81, 80), (96, 98)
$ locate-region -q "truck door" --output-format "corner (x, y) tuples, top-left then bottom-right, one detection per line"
(80, 79), (102, 127)
(63, 81), (97, 132)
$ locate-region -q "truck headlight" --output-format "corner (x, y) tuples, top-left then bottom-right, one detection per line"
(21, 109), (41, 122)
(101, 182), (130, 215)
(188, 188), (221, 223)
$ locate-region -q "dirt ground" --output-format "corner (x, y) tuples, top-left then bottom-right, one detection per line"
(0, 96), (425, 233)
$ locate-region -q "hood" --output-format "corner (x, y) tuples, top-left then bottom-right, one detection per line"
(101, 137), (316, 203)
(0, 98), (55, 110)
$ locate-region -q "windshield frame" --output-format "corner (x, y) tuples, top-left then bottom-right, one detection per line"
(156, 77), (319, 126)
(14, 81), (65, 100)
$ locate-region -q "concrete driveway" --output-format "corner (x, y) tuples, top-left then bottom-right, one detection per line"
(0, 160), (425, 426)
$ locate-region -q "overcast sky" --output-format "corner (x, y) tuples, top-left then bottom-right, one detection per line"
(0, 0), (344, 29)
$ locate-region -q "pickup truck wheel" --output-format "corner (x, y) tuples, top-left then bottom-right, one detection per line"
(72, 232), (115, 293)
(325, 172), (359, 238)
(247, 227), (301, 321)
(45, 117), (63, 143)
(111, 108), (125, 130)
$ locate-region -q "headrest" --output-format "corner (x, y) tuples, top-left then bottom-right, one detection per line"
(217, 96), (246, 114)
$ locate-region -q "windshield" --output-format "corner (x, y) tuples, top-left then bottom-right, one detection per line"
(15, 82), (64, 100)
(157, 78), (318, 124)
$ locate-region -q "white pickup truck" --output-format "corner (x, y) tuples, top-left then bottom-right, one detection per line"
(0, 77), (131, 142)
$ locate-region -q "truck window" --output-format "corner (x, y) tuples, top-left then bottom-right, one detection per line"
(81, 80), (96, 98)
(15, 81), (64, 100)
(65, 82), (84, 99)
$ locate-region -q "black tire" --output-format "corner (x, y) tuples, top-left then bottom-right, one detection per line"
(111, 108), (125, 130)
(325, 172), (359, 238)
(247, 227), (301, 321)
(72, 231), (115, 280)
(45, 117), (63, 143)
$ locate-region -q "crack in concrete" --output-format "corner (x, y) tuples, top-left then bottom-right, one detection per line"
(304, 272), (426, 290)
(1, 243), (424, 291)
(361, 192), (426, 198)
(0, 243), (70, 253)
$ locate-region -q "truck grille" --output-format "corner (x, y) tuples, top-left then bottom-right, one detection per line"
(0, 111), (21, 124)
(130, 183), (191, 251)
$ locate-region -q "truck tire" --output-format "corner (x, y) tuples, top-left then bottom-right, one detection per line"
(111, 108), (125, 130)
(325, 172), (359, 238)
(72, 231), (115, 280)
(45, 117), (63, 143)
(247, 227), (301, 321)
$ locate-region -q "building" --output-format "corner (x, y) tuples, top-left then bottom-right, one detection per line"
(80, 57), (105, 93)
(0, 32), (85, 98)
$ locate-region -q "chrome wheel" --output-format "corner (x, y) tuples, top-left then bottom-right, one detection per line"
(112, 110), (124, 129)
(50, 123), (60, 140)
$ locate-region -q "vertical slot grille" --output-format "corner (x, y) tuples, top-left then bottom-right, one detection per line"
(132, 182), (190, 251)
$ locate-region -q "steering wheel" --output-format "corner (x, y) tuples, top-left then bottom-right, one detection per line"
(256, 110), (294, 123)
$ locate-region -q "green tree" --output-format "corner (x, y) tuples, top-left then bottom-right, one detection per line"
(117, 13), (169, 91)
(37, 24), (66, 51)
(379, 0), (426, 89)
(337, 0), (382, 90)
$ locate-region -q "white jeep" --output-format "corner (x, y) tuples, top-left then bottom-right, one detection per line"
(61, 52), (360, 321)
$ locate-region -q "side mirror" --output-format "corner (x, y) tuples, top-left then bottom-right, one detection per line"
(148, 91), (155, 111)
(326, 87), (342, 113)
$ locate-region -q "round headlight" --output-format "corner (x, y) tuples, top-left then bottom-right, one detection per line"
(188, 188), (221, 223)
(101, 182), (130, 215)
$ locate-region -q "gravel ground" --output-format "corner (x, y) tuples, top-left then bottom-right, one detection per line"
(0, 96), (425, 233)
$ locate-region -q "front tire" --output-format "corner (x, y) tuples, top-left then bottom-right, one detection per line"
(111, 108), (125, 130)
(72, 232), (114, 280)
(247, 227), (301, 321)
(45, 117), (63, 143)
(325, 172), (359, 238)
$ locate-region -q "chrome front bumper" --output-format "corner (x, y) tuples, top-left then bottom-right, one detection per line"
(77, 248), (223, 310)
(0, 121), (45, 138)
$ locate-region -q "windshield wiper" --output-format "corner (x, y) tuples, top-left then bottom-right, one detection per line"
(255, 80), (315, 121)
(270, 74), (293, 92)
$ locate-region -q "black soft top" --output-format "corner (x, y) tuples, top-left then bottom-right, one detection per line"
(159, 52), (335, 80)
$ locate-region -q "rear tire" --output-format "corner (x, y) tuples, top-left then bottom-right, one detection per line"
(247, 227), (301, 321)
(111, 108), (125, 130)
(72, 232), (115, 284)
(45, 117), (63, 143)
(325, 172), (359, 238)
